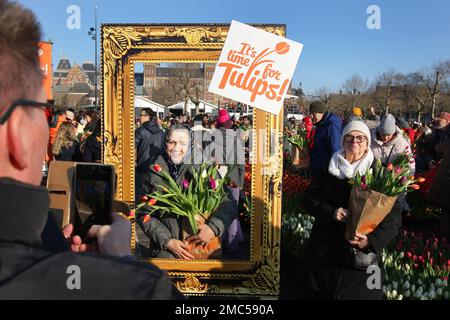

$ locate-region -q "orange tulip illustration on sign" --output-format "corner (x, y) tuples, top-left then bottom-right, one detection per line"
(209, 21), (303, 115)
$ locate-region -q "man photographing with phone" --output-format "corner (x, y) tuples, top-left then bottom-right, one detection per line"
(0, 0), (182, 299)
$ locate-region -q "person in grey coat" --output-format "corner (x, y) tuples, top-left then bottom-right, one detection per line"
(139, 125), (238, 259)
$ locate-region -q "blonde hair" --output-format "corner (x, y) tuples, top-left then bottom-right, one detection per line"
(52, 122), (77, 156)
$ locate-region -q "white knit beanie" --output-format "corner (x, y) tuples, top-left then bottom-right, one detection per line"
(341, 120), (371, 148)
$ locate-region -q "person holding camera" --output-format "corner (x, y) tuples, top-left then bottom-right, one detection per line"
(0, 0), (182, 299)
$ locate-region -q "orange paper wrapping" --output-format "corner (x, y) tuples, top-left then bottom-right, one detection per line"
(345, 186), (397, 240)
(181, 214), (222, 259)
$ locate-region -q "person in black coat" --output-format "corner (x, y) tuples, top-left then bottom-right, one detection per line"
(300, 121), (402, 300)
(82, 119), (102, 163)
(135, 108), (165, 201)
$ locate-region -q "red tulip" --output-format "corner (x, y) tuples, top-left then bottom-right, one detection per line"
(129, 210), (135, 218)
(275, 42), (290, 55)
(143, 214), (151, 223)
(387, 163), (394, 171)
(410, 184), (420, 190)
(140, 195), (149, 202)
(153, 164), (162, 172)
(147, 198), (157, 206)
(406, 252), (412, 258)
(417, 177), (426, 183)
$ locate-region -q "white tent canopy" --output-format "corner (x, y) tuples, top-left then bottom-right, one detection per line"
(167, 100), (218, 115)
(134, 96), (166, 116)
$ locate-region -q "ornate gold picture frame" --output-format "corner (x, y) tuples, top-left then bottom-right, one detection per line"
(101, 23), (285, 297)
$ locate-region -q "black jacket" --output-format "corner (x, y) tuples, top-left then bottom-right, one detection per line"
(300, 165), (401, 299)
(135, 121), (165, 173)
(0, 178), (183, 299)
(55, 143), (83, 162)
(139, 153), (238, 258)
(82, 121), (101, 163)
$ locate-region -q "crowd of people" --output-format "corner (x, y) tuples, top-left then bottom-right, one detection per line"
(48, 109), (101, 164)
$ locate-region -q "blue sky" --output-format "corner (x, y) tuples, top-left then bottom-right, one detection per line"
(19, 0), (450, 95)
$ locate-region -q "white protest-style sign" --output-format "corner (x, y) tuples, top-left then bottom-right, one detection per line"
(208, 20), (303, 115)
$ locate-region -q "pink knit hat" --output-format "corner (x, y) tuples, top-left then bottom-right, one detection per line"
(216, 109), (231, 127)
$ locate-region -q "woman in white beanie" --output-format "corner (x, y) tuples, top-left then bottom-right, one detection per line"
(300, 120), (401, 300)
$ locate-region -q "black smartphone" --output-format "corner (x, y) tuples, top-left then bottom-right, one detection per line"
(73, 163), (115, 241)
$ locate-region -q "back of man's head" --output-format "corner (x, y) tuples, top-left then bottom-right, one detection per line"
(0, 0), (43, 113)
(0, 1), (47, 186)
(193, 113), (204, 123)
(141, 108), (155, 120)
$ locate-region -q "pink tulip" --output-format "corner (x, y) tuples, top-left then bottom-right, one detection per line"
(209, 176), (217, 189)
(182, 179), (190, 189)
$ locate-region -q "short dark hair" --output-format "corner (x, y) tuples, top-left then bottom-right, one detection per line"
(0, 0), (43, 113)
(84, 109), (98, 121)
(140, 108), (155, 119)
(193, 113), (204, 122)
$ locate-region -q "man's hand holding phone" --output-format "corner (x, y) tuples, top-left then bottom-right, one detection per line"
(63, 212), (132, 257)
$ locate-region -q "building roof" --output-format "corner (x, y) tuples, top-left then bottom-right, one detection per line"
(56, 58), (71, 71)
(82, 62), (95, 71)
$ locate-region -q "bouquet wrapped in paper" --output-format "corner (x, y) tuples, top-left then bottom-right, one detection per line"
(285, 127), (310, 169)
(136, 162), (228, 259)
(346, 158), (425, 240)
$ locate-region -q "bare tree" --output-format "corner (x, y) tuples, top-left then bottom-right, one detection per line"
(410, 61), (450, 118)
(340, 74), (369, 115)
(372, 69), (405, 115)
(166, 65), (203, 115)
(312, 86), (335, 107)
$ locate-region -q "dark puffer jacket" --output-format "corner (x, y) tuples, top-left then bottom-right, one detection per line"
(310, 112), (343, 175)
(135, 120), (165, 173)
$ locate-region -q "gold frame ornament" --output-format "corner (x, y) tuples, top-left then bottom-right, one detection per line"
(101, 23), (285, 297)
